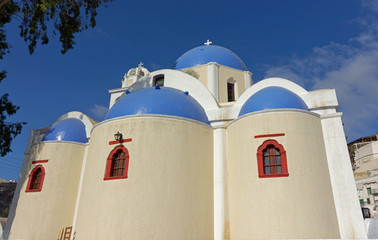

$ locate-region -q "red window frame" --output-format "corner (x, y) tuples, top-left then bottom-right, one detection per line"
(257, 139), (289, 178)
(26, 165), (46, 192)
(104, 145), (130, 181)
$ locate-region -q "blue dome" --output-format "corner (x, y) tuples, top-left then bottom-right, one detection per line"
(238, 87), (309, 116)
(173, 45), (248, 71)
(42, 118), (88, 143)
(105, 87), (210, 124)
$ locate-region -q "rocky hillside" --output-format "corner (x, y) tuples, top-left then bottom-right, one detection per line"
(0, 181), (17, 217)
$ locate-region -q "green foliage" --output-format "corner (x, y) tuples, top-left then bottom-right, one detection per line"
(0, 206), (9, 217)
(16, 0), (112, 54)
(0, 0), (111, 157)
(348, 144), (357, 170)
(0, 91), (26, 157)
(0, 0), (18, 59)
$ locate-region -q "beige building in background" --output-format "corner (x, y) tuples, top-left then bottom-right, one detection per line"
(2, 43), (367, 240)
(351, 134), (378, 217)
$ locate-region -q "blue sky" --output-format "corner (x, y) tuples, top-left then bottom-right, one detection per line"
(1, 0), (377, 180)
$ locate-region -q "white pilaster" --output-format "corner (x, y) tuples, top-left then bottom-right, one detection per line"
(71, 144), (90, 239)
(207, 63), (219, 102)
(244, 71), (253, 89)
(321, 113), (367, 238)
(214, 127), (226, 240)
(108, 88), (127, 109)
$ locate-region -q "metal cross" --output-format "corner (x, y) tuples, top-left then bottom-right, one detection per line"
(204, 39), (212, 46)
(138, 62), (144, 68)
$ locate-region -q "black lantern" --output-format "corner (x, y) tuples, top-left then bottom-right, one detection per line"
(114, 131), (123, 141)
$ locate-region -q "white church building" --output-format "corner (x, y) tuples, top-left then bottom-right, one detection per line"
(2, 42), (367, 239)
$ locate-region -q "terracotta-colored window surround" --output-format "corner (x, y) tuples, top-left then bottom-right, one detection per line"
(254, 133), (285, 138)
(25, 165), (46, 192)
(257, 139), (289, 178)
(31, 159), (48, 164)
(104, 145), (130, 181)
(108, 138), (132, 145)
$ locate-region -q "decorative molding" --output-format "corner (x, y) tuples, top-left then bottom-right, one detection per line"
(32, 160), (48, 164)
(108, 138), (132, 145)
(254, 133), (285, 138)
(320, 112), (343, 119)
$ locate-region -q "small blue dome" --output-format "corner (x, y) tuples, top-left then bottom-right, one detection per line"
(238, 87), (309, 116)
(42, 118), (88, 143)
(105, 87), (210, 124)
(173, 45), (248, 71)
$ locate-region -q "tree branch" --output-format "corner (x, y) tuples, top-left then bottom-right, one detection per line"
(0, 0), (11, 12)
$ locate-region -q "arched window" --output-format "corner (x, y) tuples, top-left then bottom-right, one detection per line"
(26, 165), (46, 192)
(227, 82), (235, 102)
(257, 139), (288, 178)
(104, 145), (130, 180)
(153, 74), (164, 86)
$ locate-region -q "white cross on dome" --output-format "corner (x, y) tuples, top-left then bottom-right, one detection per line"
(204, 40), (212, 46)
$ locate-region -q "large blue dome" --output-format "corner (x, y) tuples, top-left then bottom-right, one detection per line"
(105, 86), (210, 124)
(42, 118), (88, 143)
(172, 45), (248, 71)
(238, 87), (309, 116)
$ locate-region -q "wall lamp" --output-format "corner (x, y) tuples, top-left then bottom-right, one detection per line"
(114, 131), (123, 141)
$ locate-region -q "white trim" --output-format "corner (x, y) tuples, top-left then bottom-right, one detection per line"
(234, 78), (308, 108)
(320, 112), (343, 119)
(214, 128), (226, 240)
(229, 108), (320, 127)
(122, 69), (219, 111)
(54, 111), (96, 139)
(92, 114), (213, 135)
(32, 141), (88, 147)
(108, 87), (128, 94)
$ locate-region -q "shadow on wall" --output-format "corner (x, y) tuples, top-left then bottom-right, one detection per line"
(127, 76), (153, 93)
(367, 216), (378, 239)
(181, 69), (199, 79)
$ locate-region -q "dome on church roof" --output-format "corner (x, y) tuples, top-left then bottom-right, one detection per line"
(105, 86), (210, 124)
(238, 86), (309, 116)
(172, 45), (248, 71)
(42, 118), (88, 143)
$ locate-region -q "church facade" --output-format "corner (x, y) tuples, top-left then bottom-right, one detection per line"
(3, 43), (367, 239)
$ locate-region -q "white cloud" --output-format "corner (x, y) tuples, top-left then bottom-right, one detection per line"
(263, 4), (378, 141)
(361, 0), (378, 13)
(150, 63), (162, 71)
(88, 104), (108, 121)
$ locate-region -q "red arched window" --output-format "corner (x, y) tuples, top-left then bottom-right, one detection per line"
(104, 145), (130, 180)
(257, 139), (288, 178)
(26, 165), (46, 192)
